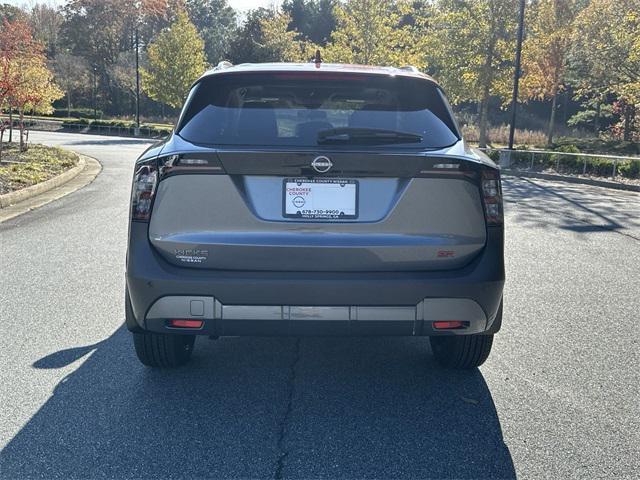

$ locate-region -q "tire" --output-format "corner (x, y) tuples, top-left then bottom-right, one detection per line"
(133, 331), (195, 368)
(430, 334), (494, 369)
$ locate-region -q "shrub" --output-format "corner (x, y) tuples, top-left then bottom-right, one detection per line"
(618, 159), (640, 179)
(52, 108), (103, 119)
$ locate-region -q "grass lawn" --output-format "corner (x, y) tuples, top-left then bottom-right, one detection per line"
(0, 143), (79, 195)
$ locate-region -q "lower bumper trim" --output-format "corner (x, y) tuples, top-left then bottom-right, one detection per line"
(144, 296), (488, 336)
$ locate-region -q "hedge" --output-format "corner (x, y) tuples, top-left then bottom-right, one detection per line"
(61, 118), (172, 137)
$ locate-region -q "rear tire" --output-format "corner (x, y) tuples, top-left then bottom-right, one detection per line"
(133, 331), (195, 368)
(430, 334), (494, 369)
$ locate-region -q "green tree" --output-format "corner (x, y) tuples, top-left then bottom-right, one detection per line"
(323, 0), (422, 66)
(259, 12), (318, 62)
(282, 0), (337, 46)
(569, 0), (639, 140)
(426, 0), (518, 148)
(54, 52), (90, 117)
(520, 0), (580, 145)
(185, 0), (236, 64)
(141, 12), (207, 109)
(227, 8), (275, 64)
(60, 0), (171, 113)
(28, 3), (63, 57)
(0, 3), (26, 23)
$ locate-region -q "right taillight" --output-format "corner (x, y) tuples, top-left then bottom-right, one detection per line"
(131, 159), (158, 221)
(481, 169), (503, 226)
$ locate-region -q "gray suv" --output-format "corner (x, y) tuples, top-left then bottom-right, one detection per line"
(126, 62), (505, 369)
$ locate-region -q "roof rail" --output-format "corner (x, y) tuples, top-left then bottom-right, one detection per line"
(214, 60), (233, 71)
(399, 65), (420, 73)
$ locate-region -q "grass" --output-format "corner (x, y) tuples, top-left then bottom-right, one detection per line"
(0, 143), (79, 195)
(463, 124), (639, 156)
(462, 124), (548, 147)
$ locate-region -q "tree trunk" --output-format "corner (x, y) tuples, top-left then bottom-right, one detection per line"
(547, 89), (558, 146)
(8, 110), (12, 143)
(478, 39), (496, 148)
(594, 102), (601, 133)
(19, 109), (25, 152)
(623, 104), (634, 141)
(67, 91), (72, 118)
(478, 93), (491, 148)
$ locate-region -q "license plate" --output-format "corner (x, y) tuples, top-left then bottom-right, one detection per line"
(283, 178), (358, 219)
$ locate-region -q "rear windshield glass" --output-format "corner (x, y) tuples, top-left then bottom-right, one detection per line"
(177, 72), (460, 149)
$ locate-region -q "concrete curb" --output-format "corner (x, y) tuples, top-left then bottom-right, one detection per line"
(502, 170), (640, 192)
(1, 155), (84, 208)
(0, 154), (102, 223)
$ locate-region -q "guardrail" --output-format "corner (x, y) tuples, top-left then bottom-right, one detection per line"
(479, 147), (639, 180)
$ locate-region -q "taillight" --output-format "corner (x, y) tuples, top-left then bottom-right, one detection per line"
(130, 154), (224, 222)
(131, 158), (158, 221)
(481, 169), (503, 226)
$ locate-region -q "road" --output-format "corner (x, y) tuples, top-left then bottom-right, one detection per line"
(1, 131), (639, 479)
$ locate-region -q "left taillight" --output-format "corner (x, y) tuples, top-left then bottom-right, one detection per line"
(131, 158), (158, 222)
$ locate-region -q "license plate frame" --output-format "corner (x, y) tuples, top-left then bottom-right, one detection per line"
(282, 178), (359, 220)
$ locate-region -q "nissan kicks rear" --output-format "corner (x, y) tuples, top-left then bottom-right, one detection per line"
(125, 62), (505, 369)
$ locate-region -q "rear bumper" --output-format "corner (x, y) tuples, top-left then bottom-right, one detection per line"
(126, 222), (505, 336)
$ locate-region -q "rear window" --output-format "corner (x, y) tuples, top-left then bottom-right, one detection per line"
(177, 72), (460, 149)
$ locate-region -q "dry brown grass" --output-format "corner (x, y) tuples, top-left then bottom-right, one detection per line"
(462, 124), (547, 147)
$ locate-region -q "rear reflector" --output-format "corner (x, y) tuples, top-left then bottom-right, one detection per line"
(433, 320), (466, 330)
(169, 319), (204, 329)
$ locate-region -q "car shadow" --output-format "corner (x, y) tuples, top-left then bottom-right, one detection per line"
(0, 327), (515, 479)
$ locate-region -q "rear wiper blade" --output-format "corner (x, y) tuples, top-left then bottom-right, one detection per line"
(317, 127), (423, 145)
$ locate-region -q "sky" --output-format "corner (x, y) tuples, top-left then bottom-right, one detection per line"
(2, 0), (281, 12)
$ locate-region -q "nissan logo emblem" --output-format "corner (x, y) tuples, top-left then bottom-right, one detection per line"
(311, 156), (333, 173)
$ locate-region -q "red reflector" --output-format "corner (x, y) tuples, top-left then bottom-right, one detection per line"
(170, 319), (203, 329)
(433, 321), (466, 330)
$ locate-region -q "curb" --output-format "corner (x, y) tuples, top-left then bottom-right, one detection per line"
(1, 155), (85, 208)
(0, 154), (102, 223)
(502, 170), (640, 192)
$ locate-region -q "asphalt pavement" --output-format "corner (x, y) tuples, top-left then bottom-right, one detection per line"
(1, 131), (638, 479)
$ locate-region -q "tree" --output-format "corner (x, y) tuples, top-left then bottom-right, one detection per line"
(426, 0), (518, 148)
(28, 3), (64, 57)
(0, 18), (62, 153)
(1, 18), (38, 157)
(54, 52), (90, 117)
(520, 0), (579, 145)
(569, 0), (639, 140)
(227, 8), (276, 64)
(61, 0), (172, 114)
(185, 0), (236, 64)
(141, 12), (207, 109)
(0, 3), (25, 23)
(282, 0), (337, 46)
(259, 12), (318, 62)
(11, 56), (63, 150)
(323, 0), (422, 67)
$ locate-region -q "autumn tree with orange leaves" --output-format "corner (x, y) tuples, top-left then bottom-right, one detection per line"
(0, 18), (62, 156)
